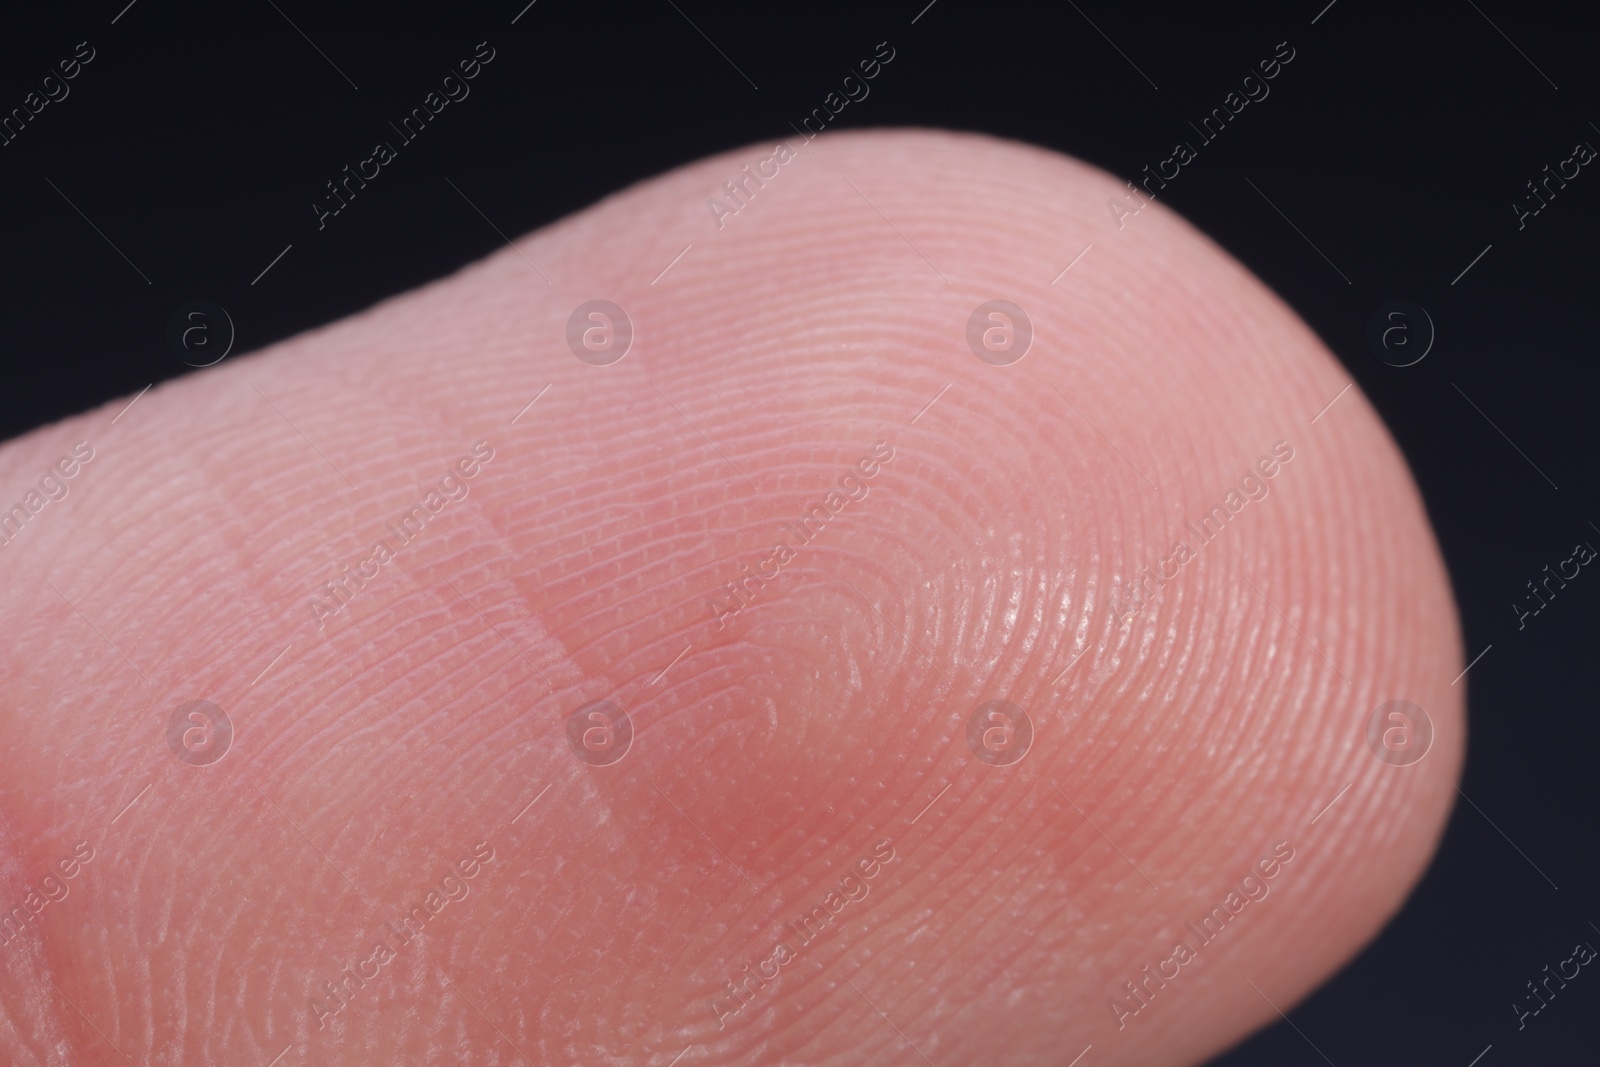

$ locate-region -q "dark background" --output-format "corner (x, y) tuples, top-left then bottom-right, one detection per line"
(2, 1), (1596, 1063)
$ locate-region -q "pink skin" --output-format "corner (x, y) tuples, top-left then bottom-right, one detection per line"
(0, 130), (1460, 1065)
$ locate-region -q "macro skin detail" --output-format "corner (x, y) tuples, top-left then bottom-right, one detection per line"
(0, 130), (1461, 1066)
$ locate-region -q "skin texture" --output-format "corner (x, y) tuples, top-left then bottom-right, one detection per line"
(0, 129), (1461, 1066)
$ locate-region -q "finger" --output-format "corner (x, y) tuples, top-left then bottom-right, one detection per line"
(0, 128), (1461, 1067)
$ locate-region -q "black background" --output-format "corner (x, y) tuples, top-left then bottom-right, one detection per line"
(2, 1), (1596, 1064)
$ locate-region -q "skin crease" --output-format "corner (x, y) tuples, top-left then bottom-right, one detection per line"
(0, 130), (1462, 1065)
